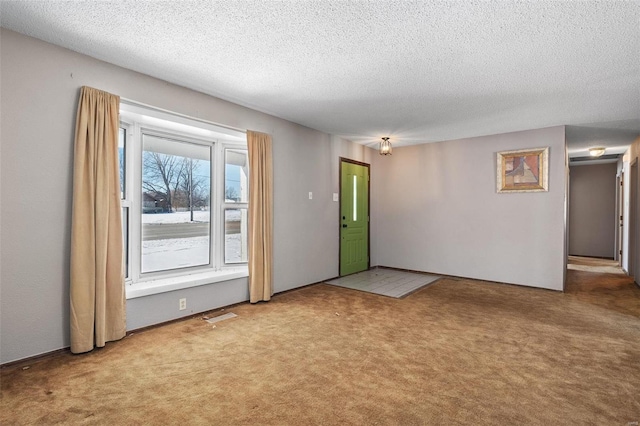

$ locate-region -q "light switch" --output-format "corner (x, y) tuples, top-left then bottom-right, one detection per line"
(333, 193), (339, 202)
(309, 192), (313, 200)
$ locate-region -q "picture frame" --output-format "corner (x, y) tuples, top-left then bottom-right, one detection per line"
(496, 147), (549, 193)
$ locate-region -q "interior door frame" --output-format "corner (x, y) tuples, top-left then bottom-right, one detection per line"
(629, 159), (638, 280)
(616, 171), (624, 264)
(339, 157), (371, 276)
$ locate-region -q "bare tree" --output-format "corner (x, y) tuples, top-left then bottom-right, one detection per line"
(225, 186), (239, 202)
(179, 159), (209, 221)
(142, 151), (187, 213)
(119, 151), (125, 197)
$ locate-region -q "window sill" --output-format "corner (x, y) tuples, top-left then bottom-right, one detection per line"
(125, 267), (248, 299)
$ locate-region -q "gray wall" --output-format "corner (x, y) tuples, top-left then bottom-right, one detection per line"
(0, 29), (370, 364)
(568, 163), (617, 258)
(371, 126), (567, 291)
(626, 135), (640, 280)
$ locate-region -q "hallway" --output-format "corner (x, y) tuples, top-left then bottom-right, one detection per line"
(567, 256), (639, 318)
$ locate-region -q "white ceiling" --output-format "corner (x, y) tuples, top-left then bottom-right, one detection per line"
(1, 1), (639, 150)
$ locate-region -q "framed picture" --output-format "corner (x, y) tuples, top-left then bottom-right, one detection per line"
(496, 147), (549, 193)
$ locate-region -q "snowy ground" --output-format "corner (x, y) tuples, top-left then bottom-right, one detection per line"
(142, 235), (244, 272)
(141, 211), (245, 272)
(142, 210), (240, 224)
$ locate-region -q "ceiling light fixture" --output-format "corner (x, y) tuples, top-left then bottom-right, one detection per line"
(589, 147), (606, 157)
(379, 137), (392, 156)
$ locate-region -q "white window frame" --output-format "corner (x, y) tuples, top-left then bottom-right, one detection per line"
(119, 123), (132, 279)
(119, 101), (248, 299)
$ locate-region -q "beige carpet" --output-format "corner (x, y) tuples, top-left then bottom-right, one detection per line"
(1, 271), (639, 425)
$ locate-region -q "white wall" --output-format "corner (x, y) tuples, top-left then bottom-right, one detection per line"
(0, 29), (343, 363)
(372, 126), (567, 290)
(568, 163), (617, 258)
(621, 154), (630, 272)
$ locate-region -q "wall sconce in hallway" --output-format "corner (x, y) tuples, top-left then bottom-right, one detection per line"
(380, 137), (392, 155)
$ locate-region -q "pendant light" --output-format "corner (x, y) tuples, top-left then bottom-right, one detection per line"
(379, 137), (392, 155)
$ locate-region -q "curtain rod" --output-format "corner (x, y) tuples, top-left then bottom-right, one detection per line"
(120, 97), (247, 135)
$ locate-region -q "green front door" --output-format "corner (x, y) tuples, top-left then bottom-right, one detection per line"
(340, 160), (369, 276)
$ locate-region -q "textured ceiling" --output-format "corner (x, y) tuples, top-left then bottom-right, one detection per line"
(1, 1), (639, 149)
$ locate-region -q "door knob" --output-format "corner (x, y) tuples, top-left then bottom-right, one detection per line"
(342, 224), (347, 228)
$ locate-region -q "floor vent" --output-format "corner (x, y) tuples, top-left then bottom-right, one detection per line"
(205, 312), (237, 324)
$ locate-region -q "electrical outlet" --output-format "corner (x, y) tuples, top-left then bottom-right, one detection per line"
(308, 192), (313, 200)
(179, 298), (186, 310)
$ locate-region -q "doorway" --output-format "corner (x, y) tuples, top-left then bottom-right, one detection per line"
(339, 158), (370, 276)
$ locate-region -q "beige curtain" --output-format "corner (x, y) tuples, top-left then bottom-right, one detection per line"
(247, 130), (274, 303)
(70, 86), (126, 354)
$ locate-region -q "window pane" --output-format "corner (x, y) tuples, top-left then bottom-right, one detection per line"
(225, 149), (248, 203)
(141, 134), (211, 273)
(119, 127), (126, 199)
(122, 207), (128, 279)
(225, 208), (248, 264)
